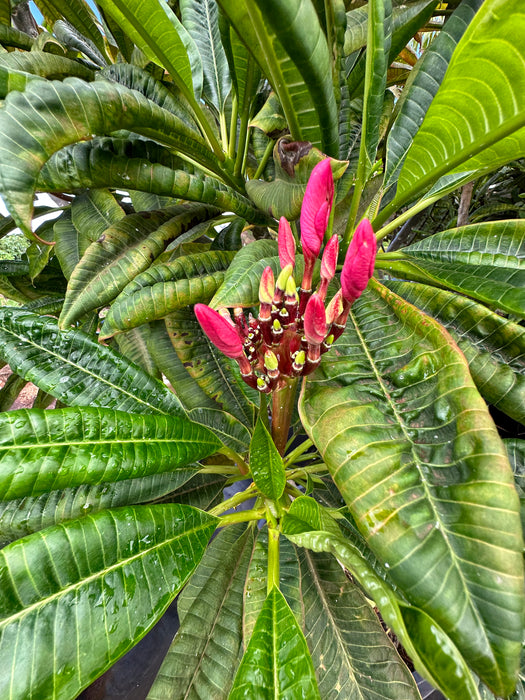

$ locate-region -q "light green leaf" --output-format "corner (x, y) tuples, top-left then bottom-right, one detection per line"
(393, 0), (525, 211)
(230, 586), (321, 700)
(99, 249), (234, 339)
(0, 470), (196, 546)
(249, 412), (286, 500)
(148, 525), (255, 700)
(0, 503), (217, 699)
(299, 280), (524, 696)
(0, 309), (183, 415)
(0, 50), (94, 97)
(384, 280), (525, 424)
(0, 21), (33, 50)
(0, 406), (220, 501)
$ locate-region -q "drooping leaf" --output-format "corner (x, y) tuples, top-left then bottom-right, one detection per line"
(249, 412), (286, 500)
(392, 0), (525, 212)
(60, 205), (220, 328)
(384, 280), (525, 424)
(0, 309), (183, 415)
(0, 21), (34, 50)
(0, 503), (217, 699)
(230, 586), (321, 699)
(53, 19), (107, 67)
(99, 249), (234, 339)
(0, 78), (222, 234)
(149, 525), (255, 700)
(0, 406), (220, 501)
(0, 470), (196, 546)
(0, 50), (94, 97)
(299, 280), (524, 696)
(35, 0), (108, 59)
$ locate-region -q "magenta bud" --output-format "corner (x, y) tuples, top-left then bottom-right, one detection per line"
(325, 289), (344, 325)
(303, 293), (327, 346)
(278, 217), (296, 269)
(341, 219), (377, 304)
(259, 266), (275, 305)
(194, 304), (244, 359)
(321, 235), (339, 282)
(300, 159), (334, 261)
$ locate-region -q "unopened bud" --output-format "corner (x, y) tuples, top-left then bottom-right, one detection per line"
(341, 219), (376, 304)
(303, 293), (327, 346)
(278, 217), (296, 269)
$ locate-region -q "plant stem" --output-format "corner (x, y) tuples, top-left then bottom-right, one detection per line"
(374, 193), (442, 242)
(218, 509), (265, 526)
(271, 377), (298, 456)
(219, 445), (250, 475)
(228, 94), (238, 160)
(252, 138), (274, 180)
(267, 527), (280, 593)
(283, 438), (314, 467)
(209, 484), (257, 516)
(219, 110), (229, 153)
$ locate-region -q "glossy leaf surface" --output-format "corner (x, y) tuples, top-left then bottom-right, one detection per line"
(0, 407), (220, 500)
(230, 586), (321, 699)
(149, 525), (255, 699)
(0, 309), (183, 415)
(299, 280), (524, 695)
(249, 413), (286, 500)
(0, 503), (217, 699)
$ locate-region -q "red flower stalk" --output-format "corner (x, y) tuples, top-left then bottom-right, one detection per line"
(300, 159), (334, 293)
(341, 218), (376, 304)
(278, 217), (296, 269)
(318, 234), (339, 301)
(303, 293), (327, 346)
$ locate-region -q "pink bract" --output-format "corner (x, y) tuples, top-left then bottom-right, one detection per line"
(303, 293), (327, 345)
(340, 219), (377, 303)
(278, 217), (296, 269)
(300, 159), (334, 260)
(194, 304), (244, 358)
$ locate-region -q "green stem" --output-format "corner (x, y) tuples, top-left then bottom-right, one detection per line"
(198, 464), (240, 475)
(267, 527), (280, 594)
(252, 138), (274, 180)
(234, 108), (250, 178)
(271, 377), (299, 456)
(228, 93), (239, 160)
(219, 110), (229, 153)
(283, 438), (314, 467)
(373, 193), (442, 242)
(209, 484), (257, 516)
(218, 445), (250, 475)
(218, 509), (265, 526)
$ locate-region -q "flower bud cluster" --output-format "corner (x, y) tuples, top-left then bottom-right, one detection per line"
(194, 159), (377, 394)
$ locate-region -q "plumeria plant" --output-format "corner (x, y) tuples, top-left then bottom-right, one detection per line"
(0, 0), (522, 699)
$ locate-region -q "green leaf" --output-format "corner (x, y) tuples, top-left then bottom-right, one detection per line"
(505, 438), (525, 540)
(249, 412), (286, 500)
(38, 137), (269, 224)
(0, 21), (34, 50)
(282, 496), (483, 700)
(95, 0), (196, 101)
(299, 280), (524, 696)
(0, 503), (217, 699)
(0, 50), (94, 97)
(35, 0), (107, 59)
(187, 407), (251, 453)
(180, 0), (231, 112)
(53, 19), (107, 67)
(113, 324), (160, 377)
(99, 249), (234, 339)
(149, 525), (255, 700)
(0, 372), (28, 412)
(0, 406), (220, 501)
(384, 0), (483, 193)
(0, 309), (183, 415)
(230, 586), (321, 699)
(383, 280), (525, 424)
(0, 470), (196, 546)
(298, 547), (421, 699)
(168, 471), (227, 511)
(392, 0), (525, 211)
(0, 78), (220, 234)
(163, 309), (256, 427)
(59, 205), (220, 328)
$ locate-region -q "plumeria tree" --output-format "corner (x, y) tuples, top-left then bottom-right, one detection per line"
(0, 0), (522, 699)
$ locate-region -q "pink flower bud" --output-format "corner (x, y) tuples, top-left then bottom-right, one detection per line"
(259, 266), (275, 305)
(341, 219), (376, 304)
(303, 293), (327, 346)
(300, 159), (334, 261)
(278, 217), (296, 269)
(325, 289), (344, 325)
(320, 235), (339, 283)
(194, 304), (244, 358)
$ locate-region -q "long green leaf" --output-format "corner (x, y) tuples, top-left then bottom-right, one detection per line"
(391, 0), (525, 212)
(35, 0), (107, 59)
(180, 0), (231, 112)
(0, 309), (183, 415)
(148, 525), (255, 700)
(282, 496), (482, 700)
(384, 280), (525, 424)
(230, 586), (321, 699)
(0, 407), (220, 501)
(505, 438), (525, 540)
(0, 470), (196, 546)
(99, 249), (234, 339)
(0, 50), (94, 97)
(60, 205), (220, 328)
(299, 280), (524, 696)
(0, 78), (220, 234)
(383, 0), (483, 193)
(167, 472), (227, 511)
(0, 503), (217, 699)
(249, 412), (286, 500)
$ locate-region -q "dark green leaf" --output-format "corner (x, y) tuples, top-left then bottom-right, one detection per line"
(505, 439), (525, 541)
(0, 503), (217, 699)
(168, 471), (227, 511)
(36, 0), (107, 59)
(249, 412), (286, 500)
(299, 280), (524, 696)
(0, 50), (94, 97)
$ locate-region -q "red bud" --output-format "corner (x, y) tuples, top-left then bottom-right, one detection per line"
(194, 304), (244, 358)
(278, 217), (296, 269)
(303, 293), (327, 345)
(341, 219), (376, 304)
(300, 159), (334, 261)
(259, 266), (275, 305)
